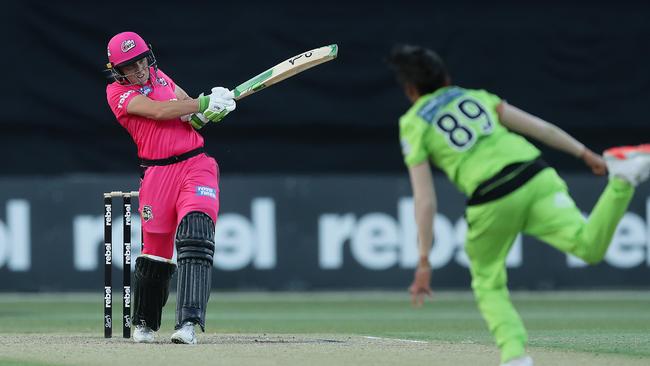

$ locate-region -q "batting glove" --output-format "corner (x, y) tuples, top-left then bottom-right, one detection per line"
(198, 87), (236, 123)
(188, 112), (209, 130)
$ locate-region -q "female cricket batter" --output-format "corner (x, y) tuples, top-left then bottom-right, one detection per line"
(387, 45), (650, 366)
(105, 31), (236, 344)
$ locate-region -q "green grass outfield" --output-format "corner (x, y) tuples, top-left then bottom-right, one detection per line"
(0, 291), (648, 366)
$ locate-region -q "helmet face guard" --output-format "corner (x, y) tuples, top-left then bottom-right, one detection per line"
(107, 50), (158, 85)
(105, 31), (158, 85)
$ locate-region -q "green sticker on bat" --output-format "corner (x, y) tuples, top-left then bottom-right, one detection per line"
(328, 44), (338, 57)
(233, 68), (274, 98)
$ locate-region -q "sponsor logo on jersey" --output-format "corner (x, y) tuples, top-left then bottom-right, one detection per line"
(400, 138), (411, 156)
(139, 85), (152, 96)
(156, 77), (168, 86)
(142, 205), (153, 222)
(196, 186), (217, 199)
(117, 90), (135, 109)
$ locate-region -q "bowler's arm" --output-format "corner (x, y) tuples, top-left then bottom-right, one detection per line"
(497, 103), (606, 175)
(407, 161), (435, 306)
(408, 162), (436, 267)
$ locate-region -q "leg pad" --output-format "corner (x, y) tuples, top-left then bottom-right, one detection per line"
(132, 256), (176, 331)
(175, 211), (215, 331)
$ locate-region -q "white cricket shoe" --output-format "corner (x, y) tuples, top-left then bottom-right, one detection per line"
(604, 144), (650, 187)
(171, 321), (197, 344)
(133, 325), (155, 343)
(500, 355), (533, 366)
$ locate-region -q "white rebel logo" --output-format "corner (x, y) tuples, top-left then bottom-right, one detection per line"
(104, 204), (112, 226)
(124, 205), (131, 265)
(104, 243), (112, 265)
(104, 286), (112, 308)
(124, 205), (131, 226)
(104, 203), (112, 265)
(124, 286), (131, 308)
(318, 197), (523, 270)
(214, 198), (277, 270)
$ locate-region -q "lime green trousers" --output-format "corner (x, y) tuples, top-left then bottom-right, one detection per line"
(464, 168), (634, 362)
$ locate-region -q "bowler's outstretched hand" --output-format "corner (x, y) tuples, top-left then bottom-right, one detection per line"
(581, 148), (607, 176)
(409, 263), (432, 307)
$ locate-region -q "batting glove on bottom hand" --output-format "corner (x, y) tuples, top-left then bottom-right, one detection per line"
(189, 113), (209, 130)
(181, 112), (210, 130)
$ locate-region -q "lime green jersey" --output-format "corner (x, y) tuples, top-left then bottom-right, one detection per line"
(399, 86), (541, 196)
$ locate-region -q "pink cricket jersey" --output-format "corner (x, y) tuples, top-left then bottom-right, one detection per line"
(105, 68), (204, 160)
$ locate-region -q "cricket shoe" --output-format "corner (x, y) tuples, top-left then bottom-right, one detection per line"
(604, 144), (650, 187)
(133, 324), (155, 343)
(171, 321), (197, 345)
(500, 355), (533, 366)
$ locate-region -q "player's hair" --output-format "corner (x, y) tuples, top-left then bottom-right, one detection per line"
(386, 45), (449, 95)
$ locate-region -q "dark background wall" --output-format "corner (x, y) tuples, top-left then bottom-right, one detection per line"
(2, 0), (649, 176)
(0, 1), (649, 291)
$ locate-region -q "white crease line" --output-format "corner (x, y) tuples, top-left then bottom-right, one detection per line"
(364, 336), (428, 344)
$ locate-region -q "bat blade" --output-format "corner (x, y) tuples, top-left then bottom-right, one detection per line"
(232, 44), (338, 100)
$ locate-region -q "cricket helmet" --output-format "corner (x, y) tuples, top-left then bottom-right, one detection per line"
(105, 31), (157, 82)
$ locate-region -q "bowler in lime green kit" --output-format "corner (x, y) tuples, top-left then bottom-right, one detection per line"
(387, 45), (650, 366)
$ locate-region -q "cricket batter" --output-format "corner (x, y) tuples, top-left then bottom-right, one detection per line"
(387, 45), (650, 366)
(105, 31), (235, 344)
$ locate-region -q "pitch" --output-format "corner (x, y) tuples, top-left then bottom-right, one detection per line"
(0, 291), (648, 366)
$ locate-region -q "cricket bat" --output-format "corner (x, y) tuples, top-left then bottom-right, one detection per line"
(232, 44), (338, 100)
